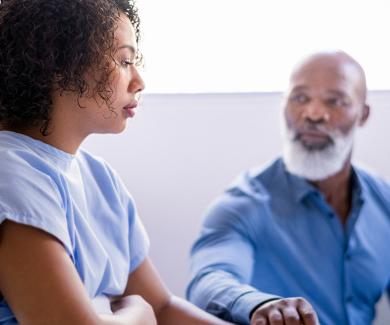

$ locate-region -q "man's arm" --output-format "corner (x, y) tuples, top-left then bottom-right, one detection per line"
(121, 257), (233, 325)
(186, 202), (280, 324)
(387, 284), (390, 304)
(187, 199), (318, 325)
(0, 220), (156, 325)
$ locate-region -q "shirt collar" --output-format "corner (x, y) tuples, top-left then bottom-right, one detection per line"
(281, 159), (365, 205)
(350, 167), (365, 207)
(281, 160), (318, 202)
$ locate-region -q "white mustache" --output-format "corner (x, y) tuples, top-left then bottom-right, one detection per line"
(290, 123), (340, 143)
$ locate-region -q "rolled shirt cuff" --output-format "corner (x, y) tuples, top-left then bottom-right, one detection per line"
(230, 290), (281, 324)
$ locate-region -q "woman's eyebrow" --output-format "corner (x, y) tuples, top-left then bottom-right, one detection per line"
(117, 45), (136, 54)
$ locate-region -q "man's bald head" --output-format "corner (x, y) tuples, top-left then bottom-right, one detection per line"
(289, 50), (367, 103)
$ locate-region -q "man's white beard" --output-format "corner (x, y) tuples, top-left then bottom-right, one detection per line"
(281, 119), (356, 181)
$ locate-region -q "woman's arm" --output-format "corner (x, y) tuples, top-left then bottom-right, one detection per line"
(122, 257), (235, 325)
(0, 220), (156, 325)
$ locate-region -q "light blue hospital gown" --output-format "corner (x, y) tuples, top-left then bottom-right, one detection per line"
(0, 131), (150, 324)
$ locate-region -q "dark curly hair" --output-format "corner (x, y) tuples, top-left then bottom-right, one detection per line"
(0, 0), (141, 135)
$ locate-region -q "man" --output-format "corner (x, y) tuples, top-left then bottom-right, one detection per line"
(186, 51), (390, 325)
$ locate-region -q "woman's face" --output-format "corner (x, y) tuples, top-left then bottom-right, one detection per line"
(74, 13), (145, 135)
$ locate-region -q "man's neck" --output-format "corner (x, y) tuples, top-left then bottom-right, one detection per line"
(309, 161), (353, 225)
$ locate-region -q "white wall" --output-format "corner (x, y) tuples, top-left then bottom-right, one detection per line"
(84, 92), (390, 324)
(139, 0), (390, 93)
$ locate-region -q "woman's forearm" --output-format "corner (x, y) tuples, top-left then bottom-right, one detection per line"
(157, 295), (234, 325)
(99, 295), (157, 325)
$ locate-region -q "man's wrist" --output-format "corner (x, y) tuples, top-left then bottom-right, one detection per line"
(249, 298), (282, 321)
(227, 289), (281, 324)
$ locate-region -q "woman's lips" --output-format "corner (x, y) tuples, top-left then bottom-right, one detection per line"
(125, 107), (135, 117)
(123, 102), (138, 118)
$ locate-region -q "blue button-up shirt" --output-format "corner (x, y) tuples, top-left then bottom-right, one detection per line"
(187, 158), (390, 325)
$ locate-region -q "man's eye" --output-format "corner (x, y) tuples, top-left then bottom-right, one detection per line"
(327, 98), (347, 107)
(290, 94), (308, 104)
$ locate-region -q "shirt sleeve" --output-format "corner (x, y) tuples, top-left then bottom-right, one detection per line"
(0, 156), (72, 255)
(127, 202), (150, 273)
(387, 284), (390, 302)
(187, 194), (280, 325)
(106, 165), (150, 274)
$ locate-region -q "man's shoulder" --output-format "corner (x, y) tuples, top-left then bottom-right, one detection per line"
(249, 157), (285, 184)
(224, 158), (284, 203)
(203, 158), (287, 233)
(353, 163), (390, 199)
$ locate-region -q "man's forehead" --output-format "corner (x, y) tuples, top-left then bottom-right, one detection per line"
(291, 52), (364, 85)
(290, 59), (363, 93)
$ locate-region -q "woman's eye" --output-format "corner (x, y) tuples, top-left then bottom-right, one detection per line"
(121, 59), (134, 67)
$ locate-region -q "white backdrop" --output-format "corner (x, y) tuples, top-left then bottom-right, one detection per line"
(138, 0), (390, 93)
(84, 91), (390, 324)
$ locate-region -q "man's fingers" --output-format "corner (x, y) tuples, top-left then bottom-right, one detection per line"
(297, 304), (319, 325)
(268, 308), (284, 325)
(251, 297), (319, 325)
(281, 307), (301, 325)
(251, 314), (268, 325)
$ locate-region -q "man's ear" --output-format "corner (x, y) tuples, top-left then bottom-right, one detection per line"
(359, 104), (370, 126)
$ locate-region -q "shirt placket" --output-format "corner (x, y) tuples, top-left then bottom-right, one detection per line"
(310, 189), (364, 325)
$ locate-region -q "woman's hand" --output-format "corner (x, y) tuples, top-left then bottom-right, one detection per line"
(110, 295), (157, 325)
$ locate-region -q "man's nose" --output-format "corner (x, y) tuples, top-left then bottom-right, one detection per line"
(302, 100), (330, 123)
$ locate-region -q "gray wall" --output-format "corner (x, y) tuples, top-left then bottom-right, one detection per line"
(84, 92), (390, 324)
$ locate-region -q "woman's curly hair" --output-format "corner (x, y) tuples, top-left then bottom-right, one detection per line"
(0, 0), (141, 135)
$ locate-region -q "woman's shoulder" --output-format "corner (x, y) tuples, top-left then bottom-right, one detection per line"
(77, 148), (121, 188)
(0, 135), (54, 175)
(0, 131), (72, 173)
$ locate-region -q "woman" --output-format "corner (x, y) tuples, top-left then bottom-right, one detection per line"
(0, 1), (232, 324)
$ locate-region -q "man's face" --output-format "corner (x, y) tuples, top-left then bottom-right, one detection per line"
(281, 54), (369, 181)
(284, 56), (366, 150)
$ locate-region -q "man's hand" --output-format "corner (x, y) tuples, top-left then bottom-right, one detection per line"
(251, 297), (319, 325)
